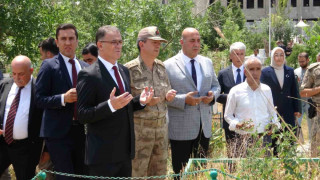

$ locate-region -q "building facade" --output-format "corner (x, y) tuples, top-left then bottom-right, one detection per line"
(192, 0), (320, 22)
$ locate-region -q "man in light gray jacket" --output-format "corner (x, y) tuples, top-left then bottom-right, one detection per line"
(164, 27), (220, 179)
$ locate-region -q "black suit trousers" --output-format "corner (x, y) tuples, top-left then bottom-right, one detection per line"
(170, 128), (210, 180)
(0, 137), (42, 180)
(89, 159), (132, 178)
(46, 124), (87, 180)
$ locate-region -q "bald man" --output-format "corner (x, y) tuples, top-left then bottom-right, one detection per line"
(164, 28), (220, 178)
(0, 55), (43, 180)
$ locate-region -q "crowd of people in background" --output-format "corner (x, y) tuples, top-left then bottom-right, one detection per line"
(0, 23), (319, 180)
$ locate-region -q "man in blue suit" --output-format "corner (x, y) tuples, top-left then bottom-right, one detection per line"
(36, 23), (89, 180)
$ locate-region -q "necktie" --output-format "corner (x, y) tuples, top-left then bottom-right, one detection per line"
(190, 59), (197, 87)
(69, 59), (78, 120)
(112, 66), (125, 94)
(5, 86), (24, 144)
(236, 68), (241, 84)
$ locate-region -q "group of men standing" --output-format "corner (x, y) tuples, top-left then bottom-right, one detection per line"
(0, 24), (221, 180)
(1, 22), (319, 180)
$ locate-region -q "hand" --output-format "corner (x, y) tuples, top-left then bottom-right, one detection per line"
(185, 91), (201, 106)
(64, 88), (77, 103)
(201, 91), (214, 104)
(147, 97), (160, 106)
(166, 89), (177, 102)
(0, 129), (3, 135)
(140, 87), (154, 105)
(267, 129), (273, 136)
(236, 122), (254, 130)
(110, 87), (133, 110)
(294, 112), (301, 118)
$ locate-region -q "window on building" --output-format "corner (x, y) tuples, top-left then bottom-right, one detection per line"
(314, 0), (320, 6)
(291, 0), (297, 7)
(247, 0), (254, 8)
(238, 0), (243, 8)
(304, 0), (309, 6)
(258, 0), (264, 8)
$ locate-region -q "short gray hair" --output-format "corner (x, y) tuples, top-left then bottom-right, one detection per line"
(244, 57), (262, 68)
(229, 42), (246, 53)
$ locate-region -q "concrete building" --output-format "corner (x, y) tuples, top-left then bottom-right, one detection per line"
(192, 0), (320, 22)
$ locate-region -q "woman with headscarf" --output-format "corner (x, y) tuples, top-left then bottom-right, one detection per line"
(260, 47), (301, 156)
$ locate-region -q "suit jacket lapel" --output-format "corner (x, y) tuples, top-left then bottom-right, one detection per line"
(0, 79), (13, 127)
(270, 67), (282, 90)
(98, 59), (121, 95)
(227, 65), (236, 86)
(175, 55), (197, 89)
(28, 79), (36, 127)
(283, 65), (290, 91)
(198, 59), (208, 91)
(118, 65), (130, 93)
(58, 54), (72, 88)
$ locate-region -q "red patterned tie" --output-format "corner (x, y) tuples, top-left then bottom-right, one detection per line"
(112, 66), (125, 94)
(5, 86), (24, 144)
(69, 59), (78, 120)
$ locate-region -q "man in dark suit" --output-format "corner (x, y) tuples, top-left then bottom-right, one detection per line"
(38, 37), (59, 61)
(77, 25), (153, 178)
(0, 70), (3, 80)
(0, 55), (43, 180)
(217, 42), (246, 157)
(36, 23), (89, 180)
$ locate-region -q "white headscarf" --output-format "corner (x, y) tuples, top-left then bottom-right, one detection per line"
(270, 47), (285, 70)
(270, 47), (285, 88)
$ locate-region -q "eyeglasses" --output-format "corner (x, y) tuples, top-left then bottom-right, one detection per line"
(99, 40), (123, 46)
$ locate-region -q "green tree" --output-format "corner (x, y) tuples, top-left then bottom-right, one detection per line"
(200, 0), (246, 51)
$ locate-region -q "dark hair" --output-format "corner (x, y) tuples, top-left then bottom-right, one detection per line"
(137, 40), (146, 52)
(82, 43), (98, 57)
(298, 52), (309, 59)
(56, 23), (78, 40)
(38, 37), (59, 55)
(95, 25), (120, 44)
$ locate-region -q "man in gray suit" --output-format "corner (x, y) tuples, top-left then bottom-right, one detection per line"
(164, 27), (220, 178)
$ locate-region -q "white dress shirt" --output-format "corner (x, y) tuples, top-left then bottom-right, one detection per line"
(231, 64), (244, 83)
(224, 81), (281, 134)
(3, 77), (32, 139)
(98, 56), (126, 112)
(181, 52), (203, 91)
(60, 53), (82, 106)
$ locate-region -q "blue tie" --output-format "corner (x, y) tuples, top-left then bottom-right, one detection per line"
(190, 59), (197, 87)
(236, 68), (241, 84)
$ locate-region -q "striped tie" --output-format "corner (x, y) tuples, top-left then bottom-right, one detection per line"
(5, 86), (24, 144)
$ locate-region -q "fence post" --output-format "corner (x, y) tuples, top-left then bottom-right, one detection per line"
(31, 171), (46, 180)
(210, 170), (218, 180)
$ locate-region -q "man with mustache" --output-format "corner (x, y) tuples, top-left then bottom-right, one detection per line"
(164, 27), (220, 179)
(125, 26), (176, 178)
(0, 55), (43, 180)
(294, 52), (311, 140)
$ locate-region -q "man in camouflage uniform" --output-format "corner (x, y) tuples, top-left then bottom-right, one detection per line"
(301, 62), (320, 157)
(125, 26), (176, 178)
